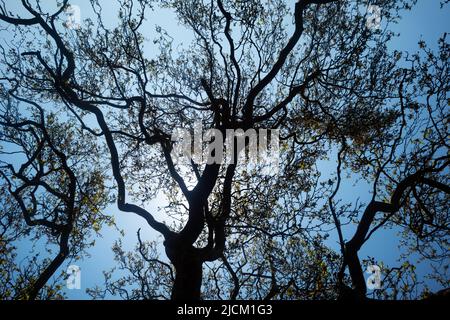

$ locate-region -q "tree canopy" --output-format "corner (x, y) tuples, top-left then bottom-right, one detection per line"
(0, 0), (448, 300)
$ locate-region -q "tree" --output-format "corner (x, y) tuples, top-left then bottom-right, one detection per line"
(0, 87), (112, 299)
(0, 0), (448, 300)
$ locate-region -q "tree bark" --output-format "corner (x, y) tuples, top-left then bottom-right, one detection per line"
(165, 242), (203, 300)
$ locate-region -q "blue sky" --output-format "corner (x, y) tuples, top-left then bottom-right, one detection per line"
(1, 0), (449, 299)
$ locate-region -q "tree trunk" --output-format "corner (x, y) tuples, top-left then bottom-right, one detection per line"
(345, 247), (367, 299)
(165, 243), (203, 300)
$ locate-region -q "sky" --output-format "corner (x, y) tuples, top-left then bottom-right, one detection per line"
(1, 0), (449, 300)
